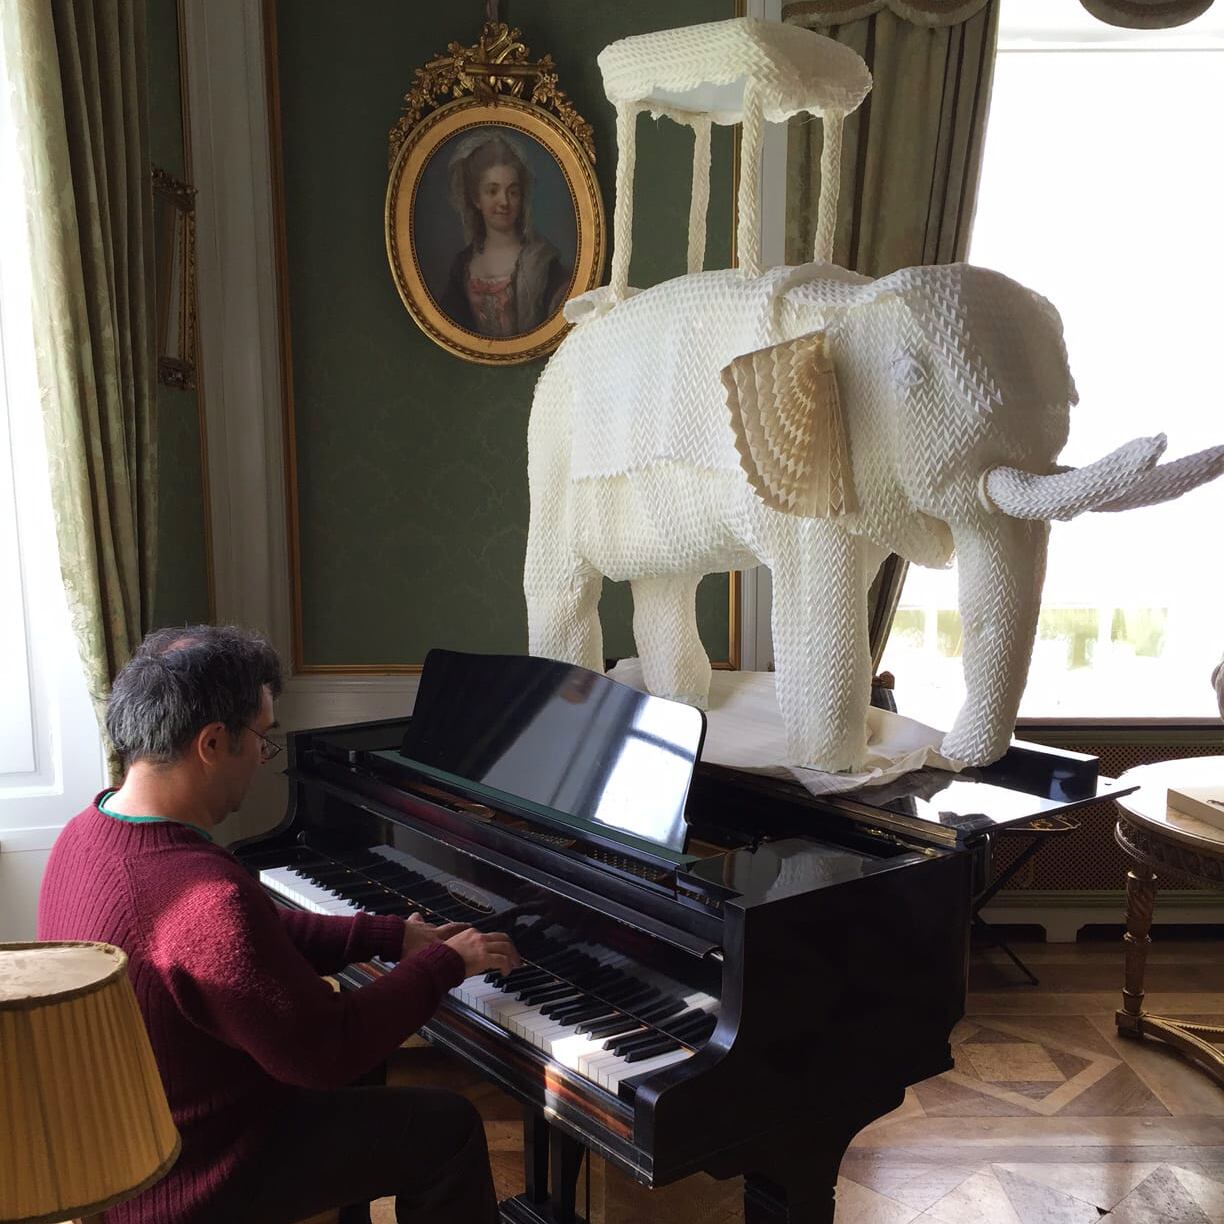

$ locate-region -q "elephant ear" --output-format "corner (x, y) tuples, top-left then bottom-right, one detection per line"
(721, 333), (855, 518)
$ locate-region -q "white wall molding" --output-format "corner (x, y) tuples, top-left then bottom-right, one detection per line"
(981, 888), (1224, 943)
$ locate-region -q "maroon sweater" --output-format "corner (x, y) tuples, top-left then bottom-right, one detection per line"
(37, 797), (466, 1223)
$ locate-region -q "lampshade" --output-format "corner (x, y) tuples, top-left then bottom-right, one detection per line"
(0, 941), (179, 1224)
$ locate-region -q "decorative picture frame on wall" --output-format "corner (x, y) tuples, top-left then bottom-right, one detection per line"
(384, 22), (604, 365)
(152, 167), (198, 390)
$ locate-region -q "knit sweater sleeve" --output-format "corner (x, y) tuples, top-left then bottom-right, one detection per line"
(278, 909), (405, 975)
(144, 867), (465, 1090)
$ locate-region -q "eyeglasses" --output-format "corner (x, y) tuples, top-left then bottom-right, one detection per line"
(246, 726), (283, 763)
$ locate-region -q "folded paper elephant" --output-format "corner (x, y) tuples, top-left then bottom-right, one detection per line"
(525, 260), (1224, 772)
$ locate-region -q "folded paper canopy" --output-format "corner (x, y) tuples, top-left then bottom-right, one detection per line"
(597, 16), (872, 125)
(598, 17), (873, 285)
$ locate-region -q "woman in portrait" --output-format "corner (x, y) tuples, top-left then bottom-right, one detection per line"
(440, 132), (572, 338)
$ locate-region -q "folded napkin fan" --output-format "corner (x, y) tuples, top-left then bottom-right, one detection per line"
(607, 659), (964, 796)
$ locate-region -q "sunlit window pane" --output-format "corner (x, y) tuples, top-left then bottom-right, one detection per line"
(881, 4), (1224, 723)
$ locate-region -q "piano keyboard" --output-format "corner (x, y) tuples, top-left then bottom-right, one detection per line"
(260, 853), (719, 1100)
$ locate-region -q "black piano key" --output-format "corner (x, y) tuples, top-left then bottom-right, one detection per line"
(366, 900), (414, 917)
(624, 1036), (683, 1063)
(631, 997), (688, 1025)
(518, 984), (578, 1006)
(663, 1008), (711, 1036)
(671, 1012), (717, 1043)
(334, 885), (393, 904)
(541, 994), (601, 1019)
(604, 1027), (661, 1055)
(545, 1000), (614, 1024)
(614, 1024), (679, 1054)
(501, 968), (550, 989)
(583, 1015), (642, 1040)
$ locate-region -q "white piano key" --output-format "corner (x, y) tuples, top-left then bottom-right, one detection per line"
(603, 1046), (692, 1091)
(260, 867), (360, 916)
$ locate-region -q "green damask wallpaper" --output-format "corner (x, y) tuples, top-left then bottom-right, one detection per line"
(147, 0), (211, 630)
(275, 0), (737, 667)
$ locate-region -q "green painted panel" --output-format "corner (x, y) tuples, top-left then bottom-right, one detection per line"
(151, 384), (210, 628)
(147, 0), (186, 180)
(276, 1), (736, 667)
(147, 0), (211, 629)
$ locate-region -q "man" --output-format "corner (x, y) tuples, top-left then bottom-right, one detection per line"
(39, 625), (519, 1223)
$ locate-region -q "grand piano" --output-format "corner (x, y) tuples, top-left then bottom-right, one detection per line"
(234, 649), (1131, 1223)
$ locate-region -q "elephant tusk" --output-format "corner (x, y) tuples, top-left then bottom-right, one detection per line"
(979, 435), (1166, 521)
(1093, 444), (1224, 512)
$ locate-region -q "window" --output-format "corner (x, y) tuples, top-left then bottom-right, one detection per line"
(880, 0), (1224, 724)
(0, 19), (105, 844)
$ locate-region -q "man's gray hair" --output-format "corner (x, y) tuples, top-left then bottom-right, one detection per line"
(106, 625), (283, 767)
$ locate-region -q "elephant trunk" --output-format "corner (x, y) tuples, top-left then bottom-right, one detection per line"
(979, 436), (1165, 522)
(1093, 444), (1224, 512)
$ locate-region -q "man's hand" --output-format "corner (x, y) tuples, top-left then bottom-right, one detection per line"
(445, 926), (523, 978)
(400, 912), (469, 959)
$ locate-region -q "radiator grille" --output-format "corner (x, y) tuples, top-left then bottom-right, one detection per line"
(991, 734), (1223, 892)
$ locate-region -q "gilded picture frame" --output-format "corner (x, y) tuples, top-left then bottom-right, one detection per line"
(384, 25), (603, 366)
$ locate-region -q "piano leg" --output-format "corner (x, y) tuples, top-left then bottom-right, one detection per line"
(744, 1170), (836, 1224)
(523, 1108), (550, 1207)
(741, 1093), (902, 1224)
(501, 1108), (588, 1224)
(549, 1127), (585, 1224)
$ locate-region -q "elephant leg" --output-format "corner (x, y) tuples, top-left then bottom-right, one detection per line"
(631, 573), (712, 707)
(525, 519), (605, 674)
(769, 526), (879, 772)
(942, 517), (1049, 765)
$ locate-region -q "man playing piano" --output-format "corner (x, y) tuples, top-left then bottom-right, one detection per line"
(39, 625), (519, 1224)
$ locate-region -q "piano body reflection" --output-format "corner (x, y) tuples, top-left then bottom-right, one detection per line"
(235, 650), (1129, 1223)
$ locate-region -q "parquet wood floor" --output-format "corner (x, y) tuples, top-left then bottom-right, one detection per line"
(360, 939), (1224, 1223)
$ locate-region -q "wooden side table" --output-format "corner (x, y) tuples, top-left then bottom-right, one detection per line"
(1114, 755), (1224, 1087)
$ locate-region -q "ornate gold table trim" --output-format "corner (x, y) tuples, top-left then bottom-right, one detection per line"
(1114, 812), (1224, 1088)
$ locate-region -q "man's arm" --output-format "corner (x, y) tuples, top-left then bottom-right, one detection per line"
(278, 908), (404, 975)
(153, 876), (465, 1089)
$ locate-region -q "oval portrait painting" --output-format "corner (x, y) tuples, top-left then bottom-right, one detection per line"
(387, 98), (603, 365)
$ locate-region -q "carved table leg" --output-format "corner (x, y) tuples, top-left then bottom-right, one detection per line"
(1117, 866), (1157, 1037)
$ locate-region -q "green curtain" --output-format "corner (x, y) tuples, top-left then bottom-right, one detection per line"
(783, 0), (999, 674)
(2, 0), (157, 745)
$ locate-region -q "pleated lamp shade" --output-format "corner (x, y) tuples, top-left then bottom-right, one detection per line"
(0, 942), (180, 1224)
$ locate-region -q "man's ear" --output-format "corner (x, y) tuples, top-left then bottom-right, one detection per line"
(194, 722), (228, 765)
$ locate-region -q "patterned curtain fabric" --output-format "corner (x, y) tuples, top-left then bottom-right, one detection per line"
(782, 1), (999, 673)
(785, 0), (989, 24)
(1, 0), (157, 747)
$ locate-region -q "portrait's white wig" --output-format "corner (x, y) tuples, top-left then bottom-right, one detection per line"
(448, 131), (536, 249)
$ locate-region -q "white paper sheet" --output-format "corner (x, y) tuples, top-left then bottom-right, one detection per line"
(608, 659), (964, 796)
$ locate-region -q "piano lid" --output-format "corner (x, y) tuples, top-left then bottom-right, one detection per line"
(397, 650), (706, 856)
